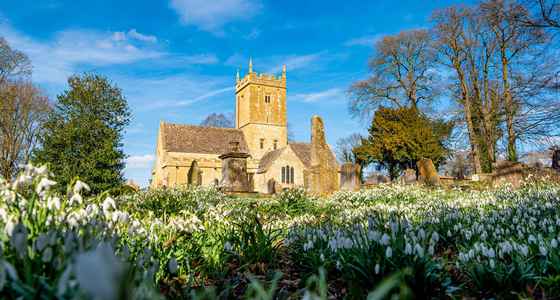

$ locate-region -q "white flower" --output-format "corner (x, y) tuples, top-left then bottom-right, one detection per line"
(73, 180), (90, 195)
(168, 257), (178, 274)
(10, 223), (28, 258)
(374, 263), (380, 274)
(75, 243), (125, 300)
(224, 241), (233, 251)
(102, 197), (116, 216)
(385, 246), (393, 258)
(47, 197), (61, 210)
(35, 178), (56, 196)
(42, 247), (53, 263)
(69, 193), (83, 206)
(35, 234), (49, 252)
(380, 233), (390, 245)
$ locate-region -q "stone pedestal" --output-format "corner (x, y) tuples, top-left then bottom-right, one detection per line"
(219, 142), (252, 193)
(187, 160), (202, 186)
(417, 158), (440, 186)
(340, 163), (361, 191)
(553, 148), (560, 172)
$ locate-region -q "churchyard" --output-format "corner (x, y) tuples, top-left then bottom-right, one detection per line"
(2, 163), (560, 299)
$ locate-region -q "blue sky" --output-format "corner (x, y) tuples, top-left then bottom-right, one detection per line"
(0, 0), (471, 186)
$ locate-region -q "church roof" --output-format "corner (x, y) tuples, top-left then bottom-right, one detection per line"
(257, 142), (314, 173)
(160, 122), (249, 155)
(289, 142), (312, 167)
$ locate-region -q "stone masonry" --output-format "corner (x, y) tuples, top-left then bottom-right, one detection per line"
(309, 116), (339, 194)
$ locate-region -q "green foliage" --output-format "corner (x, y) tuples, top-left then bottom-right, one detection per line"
(354, 106), (453, 179)
(32, 73), (130, 194)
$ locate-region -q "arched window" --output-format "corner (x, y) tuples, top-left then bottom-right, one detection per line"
(290, 166), (294, 184)
(281, 165), (295, 184)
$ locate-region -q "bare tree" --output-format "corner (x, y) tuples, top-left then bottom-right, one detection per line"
(349, 29), (439, 119)
(0, 37), (50, 180)
(516, 0), (560, 29)
(0, 81), (50, 180)
(200, 113), (234, 128)
(0, 37), (31, 84)
(335, 133), (363, 163)
(433, 6), (485, 173)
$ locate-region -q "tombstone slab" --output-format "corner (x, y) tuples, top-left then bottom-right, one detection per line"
(340, 163), (361, 191)
(553, 148), (560, 172)
(187, 160), (202, 186)
(417, 158), (440, 186)
(400, 168), (417, 184)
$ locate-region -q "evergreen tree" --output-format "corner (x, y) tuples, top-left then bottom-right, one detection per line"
(354, 106), (453, 180)
(33, 73), (130, 194)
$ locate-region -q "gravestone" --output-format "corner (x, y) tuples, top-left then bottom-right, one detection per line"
(219, 141), (252, 192)
(340, 163), (361, 191)
(309, 116), (339, 194)
(417, 158), (440, 186)
(401, 168), (417, 184)
(187, 160), (202, 186)
(553, 148), (560, 172)
(267, 178), (277, 194)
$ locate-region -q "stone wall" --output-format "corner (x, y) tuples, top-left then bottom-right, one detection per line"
(255, 146), (307, 193)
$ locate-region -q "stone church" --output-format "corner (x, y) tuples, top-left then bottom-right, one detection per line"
(151, 59), (340, 194)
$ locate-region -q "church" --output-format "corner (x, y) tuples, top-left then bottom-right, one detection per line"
(150, 59), (340, 194)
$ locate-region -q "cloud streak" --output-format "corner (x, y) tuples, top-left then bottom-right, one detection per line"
(291, 88), (345, 103)
(344, 34), (382, 47)
(169, 0), (262, 33)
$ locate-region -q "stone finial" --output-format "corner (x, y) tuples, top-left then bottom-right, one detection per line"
(229, 141), (240, 153)
(282, 64), (286, 78)
(236, 69), (240, 82)
(249, 57), (253, 73)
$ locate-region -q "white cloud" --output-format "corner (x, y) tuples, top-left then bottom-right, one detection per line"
(344, 35), (382, 47)
(0, 23), (164, 84)
(113, 29), (158, 43)
(125, 154), (155, 169)
(169, 0), (261, 33)
(226, 52), (326, 74)
(291, 88), (345, 103)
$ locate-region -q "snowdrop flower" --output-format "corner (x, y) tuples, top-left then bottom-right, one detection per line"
(102, 197), (116, 216)
(10, 223), (28, 258)
(69, 193), (83, 206)
(551, 238), (558, 248)
(374, 263), (380, 274)
(75, 243), (125, 300)
(35, 178), (56, 196)
(380, 233), (390, 245)
(35, 233), (49, 252)
(47, 197), (61, 210)
(168, 257), (178, 275)
(385, 246), (393, 258)
(73, 180), (90, 195)
(42, 247), (53, 263)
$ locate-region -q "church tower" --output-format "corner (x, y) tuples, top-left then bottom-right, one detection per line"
(235, 59), (288, 160)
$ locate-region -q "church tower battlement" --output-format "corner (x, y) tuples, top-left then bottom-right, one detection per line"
(235, 58), (288, 160)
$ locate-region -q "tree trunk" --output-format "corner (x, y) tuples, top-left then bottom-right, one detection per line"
(500, 45), (517, 162)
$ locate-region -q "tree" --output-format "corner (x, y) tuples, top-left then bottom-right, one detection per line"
(349, 29), (439, 119)
(33, 73), (130, 194)
(0, 37), (31, 84)
(0, 37), (50, 180)
(335, 133), (363, 164)
(200, 113), (234, 128)
(0, 82), (50, 180)
(354, 107), (453, 180)
(517, 0), (560, 29)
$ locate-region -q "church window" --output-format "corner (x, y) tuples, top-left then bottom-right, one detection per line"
(282, 165), (295, 184)
(265, 95), (271, 103)
(290, 166), (294, 184)
(260, 138), (264, 149)
(273, 140), (278, 150)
